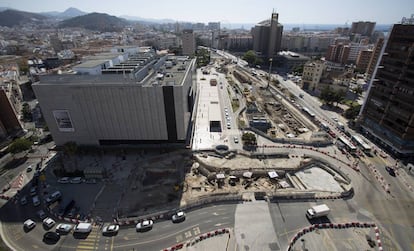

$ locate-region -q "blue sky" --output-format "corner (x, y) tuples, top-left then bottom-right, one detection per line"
(1, 0), (412, 24)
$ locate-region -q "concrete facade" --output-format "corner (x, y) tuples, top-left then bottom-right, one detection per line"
(360, 23), (414, 159)
(182, 29), (196, 56)
(33, 52), (197, 147)
(301, 61), (326, 91)
(252, 12), (283, 59)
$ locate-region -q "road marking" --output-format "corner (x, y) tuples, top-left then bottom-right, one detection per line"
(204, 220), (212, 223)
(184, 230), (192, 238)
(114, 224), (200, 246)
(212, 212), (219, 216)
(76, 246), (95, 250)
(161, 224), (171, 228)
(193, 226), (201, 235)
(176, 234), (183, 242)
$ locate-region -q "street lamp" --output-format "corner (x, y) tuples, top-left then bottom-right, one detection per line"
(267, 58), (273, 89)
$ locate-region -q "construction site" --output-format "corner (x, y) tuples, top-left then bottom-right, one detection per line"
(227, 64), (330, 143)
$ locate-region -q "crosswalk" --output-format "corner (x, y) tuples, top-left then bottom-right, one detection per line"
(76, 226), (101, 251)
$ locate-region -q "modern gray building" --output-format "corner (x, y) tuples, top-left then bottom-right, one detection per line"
(252, 12), (283, 59)
(33, 48), (197, 147)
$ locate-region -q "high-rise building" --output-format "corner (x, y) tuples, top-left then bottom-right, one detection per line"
(0, 89), (22, 139)
(359, 21), (414, 159)
(182, 29), (196, 56)
(33, 48), (197, 147)
(366, 38), (384, 79)
(252, 12), (283, 59)
(350, 21), (376, 37)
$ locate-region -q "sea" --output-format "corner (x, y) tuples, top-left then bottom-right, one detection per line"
(222, 23), (392, 32)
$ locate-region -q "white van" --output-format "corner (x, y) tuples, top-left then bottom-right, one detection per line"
(74, 222), (92, 233)
(32, 196), (40, 207)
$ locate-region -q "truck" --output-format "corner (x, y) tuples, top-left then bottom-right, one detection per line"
(306, 204), (330, 219)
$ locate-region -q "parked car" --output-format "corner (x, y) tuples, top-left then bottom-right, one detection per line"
(171, 211), (186, 223)
(55, 223), (73, 234)
(30, 186), (37, 196)
(136, 219), (153, 232)
(70, 177), (83, 184)
(45, 191), (62, 204)
(57, 177), (70, 184)
(102, 224), (119, 236)
(23, 219), (36, 231)
(26, 165), (33, 172)
(20, 196), (28, 206)
(37, 210), (47, 220)
(32, 196), (40, 207)
(43, 231), (60, 243)
(43, 217), (56, 229)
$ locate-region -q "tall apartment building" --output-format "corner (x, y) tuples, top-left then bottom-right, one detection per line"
(252, 12), (283, 59)
(182, 29), (196, 56)
(356, 49), (373, 72)
(350, 21), (376, 37)
(359, 22), (414, 159)
(0, 89), (22, 139)
(33, 48), (197, 147)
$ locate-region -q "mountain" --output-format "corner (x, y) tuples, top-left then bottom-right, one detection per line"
(60, 7), (86, 18)
(0, 9), (47, 27)
(59, 12), (128, 32)
(41, 7), (86, 19)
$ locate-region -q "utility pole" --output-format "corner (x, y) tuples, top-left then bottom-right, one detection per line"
(267, 58), (273, 89)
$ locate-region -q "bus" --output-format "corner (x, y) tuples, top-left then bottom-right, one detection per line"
(337, 136), (357, 154)
(302, 107), (316, 118)
(351, 135), (372, 154)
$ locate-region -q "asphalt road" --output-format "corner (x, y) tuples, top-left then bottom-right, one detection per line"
(0, 202), (237, 251)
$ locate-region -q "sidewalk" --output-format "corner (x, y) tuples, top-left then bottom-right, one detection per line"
(184, 231), (235, 251)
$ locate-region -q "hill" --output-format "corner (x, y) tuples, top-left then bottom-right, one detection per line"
(42, 7), (86, 19)
(59, 12), (128, 32)
(0, 9), (47, 27)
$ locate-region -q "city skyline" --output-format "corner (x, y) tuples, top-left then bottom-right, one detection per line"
(1, 0), (411, 25)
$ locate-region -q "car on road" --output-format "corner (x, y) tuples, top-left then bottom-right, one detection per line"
(43, 217), (56, 229)
(74, 222), (92, 233)
(332, 117), (339, 122)
(23, 219), (36, 231)
(328, 130), (336, 138)
(233, 136), (239, 143)
(43, 231), (60, 243)
(385, 166), (396, 177)
(20, 196), (28, 206)
(57, 177), (70, 184)
(171, 211), (186, 223)
(136, 219), (153, 232)
(102, 224), (119, 236)
(70, 177), (83, 184)
(56, 223), (73, 234)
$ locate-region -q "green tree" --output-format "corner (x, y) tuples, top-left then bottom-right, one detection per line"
(8, 138), (32, 153)
(353, 85), (363, 96)
(344, 104), (362, 120)
(243, 50), (257, 66)
(320, 86), (346, 106)
(242, 132), (257, 145)
(21, 103), (32, 121)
